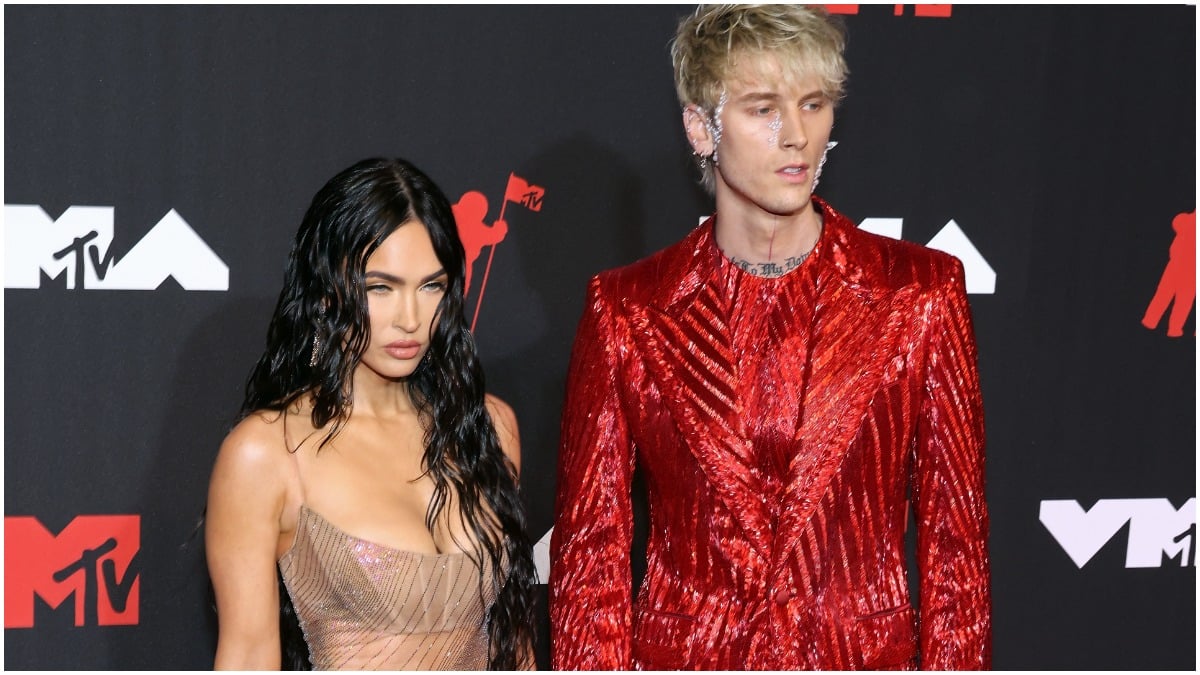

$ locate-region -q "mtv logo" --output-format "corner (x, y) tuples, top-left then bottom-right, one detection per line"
(1040, 498), (1196, 568)
(3, 205), (228, 290)
(4, 515), (141, 627)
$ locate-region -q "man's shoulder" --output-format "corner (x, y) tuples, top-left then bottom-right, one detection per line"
(847, 223), (961, 266)
(589, 220), (707, 299)
(840, 222), (964, 290)
(599, 241), (679, 283)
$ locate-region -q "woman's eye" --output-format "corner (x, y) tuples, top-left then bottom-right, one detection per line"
(421, 280), (447, 293)
(367, 284), (390, 293)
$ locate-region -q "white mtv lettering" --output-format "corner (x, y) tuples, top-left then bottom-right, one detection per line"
(1040, 498), (1196, 569)
(858, 217), (904, 240)
(4, 205), (112, 289)
(92, 210), (228, 291)
(1039, 500), (1137, 568)
(3, 205), (228, 291)
(534, 527), (553, 585)
(1125, 498), (1195, 568)
(859, 217), (996, 294)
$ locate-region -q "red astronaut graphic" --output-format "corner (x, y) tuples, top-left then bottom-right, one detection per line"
(452, 173), (545, 332)
(1142, 210), (1195, 337)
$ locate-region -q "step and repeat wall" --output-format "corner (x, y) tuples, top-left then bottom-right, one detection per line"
(3, 5), (1195, 670)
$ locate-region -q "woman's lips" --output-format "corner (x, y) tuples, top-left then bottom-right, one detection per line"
(384, 340), (421, 359)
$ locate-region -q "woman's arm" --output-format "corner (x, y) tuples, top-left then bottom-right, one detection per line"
(205, 416), (291, 670)
(486, 393), (522, 475)
(484, 394), (538, 669)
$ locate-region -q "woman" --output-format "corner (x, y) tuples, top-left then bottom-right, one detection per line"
(206, 157), (536, 670)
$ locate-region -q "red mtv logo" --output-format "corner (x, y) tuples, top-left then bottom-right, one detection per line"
(825, 4), (953, 18)
(4, 515), (141, 627)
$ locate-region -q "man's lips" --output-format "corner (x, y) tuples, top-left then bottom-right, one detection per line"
(777, 164), (810, 183)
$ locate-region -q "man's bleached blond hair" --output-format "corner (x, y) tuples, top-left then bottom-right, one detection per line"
(671, 4), (848, 189)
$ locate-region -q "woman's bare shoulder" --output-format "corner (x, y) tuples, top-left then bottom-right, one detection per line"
(484, 394), (521, 472)
(220, 410), (289, 461)
(210, 408), (306, 496)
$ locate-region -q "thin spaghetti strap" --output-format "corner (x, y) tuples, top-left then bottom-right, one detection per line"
(279, 404), (313, 506)
(279, 409), (311, 552)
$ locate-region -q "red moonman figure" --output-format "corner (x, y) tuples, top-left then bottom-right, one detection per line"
(1142, 210), (1195, 338)
(451, 191), (508, 295)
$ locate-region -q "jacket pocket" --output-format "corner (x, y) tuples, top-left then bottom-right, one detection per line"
(854, 604), (916, 670)
(632, 606), (696, 670)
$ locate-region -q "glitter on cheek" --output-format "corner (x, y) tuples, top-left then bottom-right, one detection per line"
(767, 110), (782, 148)
(812, 140), (838, 192)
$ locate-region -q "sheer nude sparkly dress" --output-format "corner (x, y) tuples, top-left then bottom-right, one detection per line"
(279, 504), (496, 670)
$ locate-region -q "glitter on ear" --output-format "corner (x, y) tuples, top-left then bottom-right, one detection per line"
(704, 89), (728, 165)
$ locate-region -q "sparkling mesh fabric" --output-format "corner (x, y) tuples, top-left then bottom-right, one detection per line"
(550, 198), (990, 670)
(279, 505), (493, 670)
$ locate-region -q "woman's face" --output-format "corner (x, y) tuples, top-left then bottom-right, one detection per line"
(356, 220), (447, 382)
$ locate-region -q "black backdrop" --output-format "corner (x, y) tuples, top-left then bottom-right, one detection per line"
(3, 5), (1195, 670)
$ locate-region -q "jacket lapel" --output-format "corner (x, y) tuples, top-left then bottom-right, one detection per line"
(630, 219), (774, 562)
(776, 204), (919, 567)
(627, 205), (919, 568)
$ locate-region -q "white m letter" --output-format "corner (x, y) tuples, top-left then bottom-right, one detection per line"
(3, 205), (115, 289)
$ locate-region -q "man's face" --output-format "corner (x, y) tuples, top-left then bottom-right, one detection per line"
(697, 54), (835, 225)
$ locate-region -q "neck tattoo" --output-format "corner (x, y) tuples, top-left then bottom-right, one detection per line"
(730, 249), (814, 278)
(729, 220), (823, 278)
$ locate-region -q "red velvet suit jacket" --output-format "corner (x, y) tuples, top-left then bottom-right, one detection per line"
(550, 199), (991, 670)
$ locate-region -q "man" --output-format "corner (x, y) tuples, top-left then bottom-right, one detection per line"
(550, 4), (990, 670)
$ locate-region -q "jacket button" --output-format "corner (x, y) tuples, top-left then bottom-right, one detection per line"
(774, 589), (792, 606)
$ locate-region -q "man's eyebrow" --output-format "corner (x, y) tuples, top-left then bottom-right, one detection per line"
(733, 89), (826, 103)
(734, 91), (782, 102)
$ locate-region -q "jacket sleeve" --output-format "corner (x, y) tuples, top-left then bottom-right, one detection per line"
(550, 274), (636, 669)
(912, 258), (992, 669)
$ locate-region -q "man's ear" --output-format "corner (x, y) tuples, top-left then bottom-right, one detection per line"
(683, 105), (714, 158)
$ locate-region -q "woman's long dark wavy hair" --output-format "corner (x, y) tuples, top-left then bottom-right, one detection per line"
(240, 157), (536, 669)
